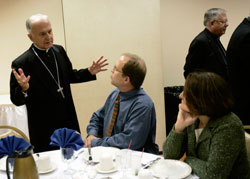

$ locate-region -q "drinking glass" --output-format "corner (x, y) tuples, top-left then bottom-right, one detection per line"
(60, 147), (76, 175)
(131, 151), (142, 176)
(119, 149), (132, 179)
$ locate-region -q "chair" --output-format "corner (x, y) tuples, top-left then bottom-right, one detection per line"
(245, 132), (250, 162)
(244, 126), (250, 162)
(0, 125), (29, 142)
(244, 125), (250, 130)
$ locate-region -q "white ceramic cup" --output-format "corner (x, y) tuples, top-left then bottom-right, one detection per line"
(99, 152), (114, 171)
(36, 154), (52, 172)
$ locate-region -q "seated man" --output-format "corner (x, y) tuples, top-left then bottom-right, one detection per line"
(85, 53), (159, 154)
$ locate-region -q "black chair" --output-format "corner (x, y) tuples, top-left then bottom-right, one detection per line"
(164, 86), (183, 135)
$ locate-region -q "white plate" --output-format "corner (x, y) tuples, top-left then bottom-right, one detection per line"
(149, 159), (192, 179)
(82, 146), (120, 163)
(38, 162), (57, 174)
(95, 163), (117, 174)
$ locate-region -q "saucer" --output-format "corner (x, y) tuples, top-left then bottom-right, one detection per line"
(95, 164), (117, 174)
(38, 162), (57, 174)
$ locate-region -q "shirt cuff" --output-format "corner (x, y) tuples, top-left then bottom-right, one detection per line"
(91, 138), (99, 147)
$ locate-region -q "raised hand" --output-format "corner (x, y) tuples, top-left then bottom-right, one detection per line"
(88, 56), (108, 75)
(12, 68), (30, 91)
(175, 104), (198, 133)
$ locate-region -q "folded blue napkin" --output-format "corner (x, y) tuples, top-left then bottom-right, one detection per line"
(0, 136), (30, 158)
(50, 128), (84, 151)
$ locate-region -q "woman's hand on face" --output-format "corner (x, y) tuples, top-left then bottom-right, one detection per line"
(175, 104), (198, 133)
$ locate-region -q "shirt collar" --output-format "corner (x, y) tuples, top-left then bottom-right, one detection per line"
(33, 43), (50, 53)
(118, 88), (143, 100)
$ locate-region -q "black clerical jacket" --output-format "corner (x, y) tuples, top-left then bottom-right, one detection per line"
(184, 28), (229, 81)
(227, 18), (250, 125)
(10, 44), (96, 152)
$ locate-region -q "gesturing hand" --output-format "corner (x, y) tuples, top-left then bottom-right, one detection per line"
(12, 68), (30, 91)
(88, 56), (109, 75)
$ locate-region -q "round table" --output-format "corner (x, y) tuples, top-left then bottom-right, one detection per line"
(0, 148), (199, 179)
(0, 94), (29, 139)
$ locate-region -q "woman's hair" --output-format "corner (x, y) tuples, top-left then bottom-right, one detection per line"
(184, 71), (234, 118)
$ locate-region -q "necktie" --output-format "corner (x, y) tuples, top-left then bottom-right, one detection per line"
(105, 93), (120, 136)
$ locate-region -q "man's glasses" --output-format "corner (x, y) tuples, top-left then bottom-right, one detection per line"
(113, 65), (123, 73)
(215, 20), (228, 25)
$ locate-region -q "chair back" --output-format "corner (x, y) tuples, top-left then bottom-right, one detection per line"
(0, 126), (37, 179)
(244, 125), (250, 130)
(245, 132), (250, 162)
(0, 125), (29, 142)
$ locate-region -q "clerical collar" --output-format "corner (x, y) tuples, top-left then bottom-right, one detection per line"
(33, 44), (50, 53)
(205, 28), (219, 40)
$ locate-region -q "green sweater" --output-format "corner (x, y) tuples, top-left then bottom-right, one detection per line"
(163, 112), (250, 179)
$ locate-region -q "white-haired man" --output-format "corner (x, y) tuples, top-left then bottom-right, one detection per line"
(184, 8), (229, 81)
(10, 14), (108, 152)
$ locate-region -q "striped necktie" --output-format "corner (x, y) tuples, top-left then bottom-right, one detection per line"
(105, 93), (120, 136)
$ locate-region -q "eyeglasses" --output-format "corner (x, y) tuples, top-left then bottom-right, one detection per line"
(113, 65), (123, 73)
(215, 20), (228, 25)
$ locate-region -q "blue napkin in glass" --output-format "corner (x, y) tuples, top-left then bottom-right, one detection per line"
(0, 136), (30, 158)
(49, 128), (84, 151)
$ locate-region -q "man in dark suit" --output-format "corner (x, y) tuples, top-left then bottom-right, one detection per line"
(227, 15), (250, 125)
(10, 13), (108, 152)
(184, 8), (229, 81)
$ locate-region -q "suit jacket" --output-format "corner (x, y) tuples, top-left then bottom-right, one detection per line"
(163, 113), (250, 179)
(184, 28), (228, 81)
(10, 44), (96, 152)
(227, 18), (250, 125)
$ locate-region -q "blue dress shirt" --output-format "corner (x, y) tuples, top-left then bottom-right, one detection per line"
(87, 88), (159, 154)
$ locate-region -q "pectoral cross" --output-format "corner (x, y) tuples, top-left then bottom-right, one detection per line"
(57, 86), (65, 98)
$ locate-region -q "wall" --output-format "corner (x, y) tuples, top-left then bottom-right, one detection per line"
(62, 0), (166, 149)
(161, 0), (250, 86)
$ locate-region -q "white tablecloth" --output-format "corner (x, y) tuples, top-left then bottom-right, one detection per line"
(0, 94), (29, 139)
(0, 149), (199, 179)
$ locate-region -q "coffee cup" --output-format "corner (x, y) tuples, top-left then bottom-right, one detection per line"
(99, 152), (114, 171)
(36, 154), (52, 172)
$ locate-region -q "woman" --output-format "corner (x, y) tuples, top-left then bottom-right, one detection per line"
(163, 72), (250, 179)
